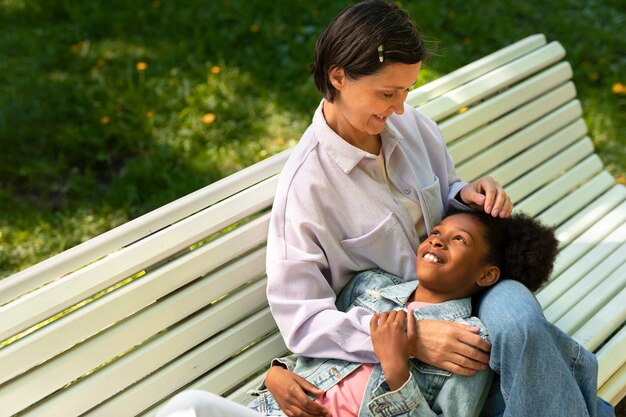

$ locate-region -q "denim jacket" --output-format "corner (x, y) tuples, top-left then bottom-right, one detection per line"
(249, 269), (492, 417)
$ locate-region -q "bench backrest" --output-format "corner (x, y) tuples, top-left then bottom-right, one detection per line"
(0, 34), (624, 416)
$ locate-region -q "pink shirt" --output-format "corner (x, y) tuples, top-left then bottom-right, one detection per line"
(314, 363), (375, 417)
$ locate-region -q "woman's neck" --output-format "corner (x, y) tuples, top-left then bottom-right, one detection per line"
(322, 100), (381, 155)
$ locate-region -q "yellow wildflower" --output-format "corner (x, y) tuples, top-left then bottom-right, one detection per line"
(589, 72), (599, 82)
(617, 177), (625, 184)
(463, 38), (472, 46)
(250, 23), (260, 33)
(211, 66), (221, 74)
(146, 110), (155, 119)
(136, 62), (148, 71)
(202, 113), (217, 124)
(459, 106), (469, 113)
(70, 42), (83, 54)
(101, 116), (111, 125)
(611, 82), (625, 95)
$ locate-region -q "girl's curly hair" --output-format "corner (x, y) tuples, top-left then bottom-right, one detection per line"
(450, 209), (559, 292)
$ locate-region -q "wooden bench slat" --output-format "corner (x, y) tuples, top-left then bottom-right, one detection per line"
(0, 216), (268, 386)
(0, 177), (276, 343)
(558, 266), (626, 338)
(444, 70), (574, 153)
(518, 163), (608, 218)
(532, 170), (614, 226)
(498, 137), (594, 203)
(407, 34), (547, 106)
(598, 333), (626, 403)
(91, 333), (285, 417)
(2, 261), (269, 415)
(418, 42), (565, 121)
(554, 188), (626, 251)
(134, 333), (286, 417)
(540, 232), (626, 315)
(21, 289), (275, 417)
(463, 114), (585, 186)
(0, 150), (289, 307)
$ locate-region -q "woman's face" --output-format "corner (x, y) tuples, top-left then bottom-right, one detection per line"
(325, 61), (421, 145)
(416, 213), (495, 300)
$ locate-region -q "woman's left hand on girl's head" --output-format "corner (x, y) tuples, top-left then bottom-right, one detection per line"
(459, 176), (513, 218)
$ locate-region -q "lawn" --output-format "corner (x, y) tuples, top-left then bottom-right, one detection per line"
(1, 0), (624, 278)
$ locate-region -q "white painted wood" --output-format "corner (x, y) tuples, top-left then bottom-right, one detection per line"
(137, 333), (286, 417)
(533, 170), (615, 227)
(553, 188), (626, 253)
(0, 150), (290, 306)
(599, 360), (626, 406)
(0, 177), (277, 343)
(515, 157), (605, 217)
(566, 286), (626, 354)
(444, 70), (574, 154)
(496, 138), (594, 203)
(407, 34), (547, 106)
(22, 294), (277, 417)
(0, 216), (268, 386)
(459, 110), (585, 183)
(558, 266), (626, 338)
(540, 232), (626, 314)
(597, 326), (626, 385)
(418, 42), (566, 121)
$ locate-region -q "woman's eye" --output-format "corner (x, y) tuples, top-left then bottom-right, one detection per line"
(382, 92), (394, 98)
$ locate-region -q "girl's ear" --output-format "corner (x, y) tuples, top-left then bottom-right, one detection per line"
(328, 66), (346, 90)
(476, 266), (500, 288)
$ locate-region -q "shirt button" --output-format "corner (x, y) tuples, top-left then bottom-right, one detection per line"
(403, 188), (410, 194)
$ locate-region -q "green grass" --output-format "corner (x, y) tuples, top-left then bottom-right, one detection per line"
(1, 0), (624, 278)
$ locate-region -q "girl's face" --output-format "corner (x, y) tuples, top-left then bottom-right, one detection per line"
(416, 213), (497, 301)
(324, 62), (421, 146)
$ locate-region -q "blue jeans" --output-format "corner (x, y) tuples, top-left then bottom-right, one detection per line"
(476, 279), (615, 417)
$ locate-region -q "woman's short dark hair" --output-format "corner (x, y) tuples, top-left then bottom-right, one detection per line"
(311, 0), (428, 102)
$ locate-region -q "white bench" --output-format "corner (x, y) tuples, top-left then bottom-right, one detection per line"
(0, 34), (624, 416)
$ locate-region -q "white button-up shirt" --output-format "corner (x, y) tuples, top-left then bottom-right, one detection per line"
(266, 100), (467, 362)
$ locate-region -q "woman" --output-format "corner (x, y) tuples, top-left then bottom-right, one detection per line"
(263, 1), (612, 417)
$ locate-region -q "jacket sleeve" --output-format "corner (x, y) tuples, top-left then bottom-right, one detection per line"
(366, 372), (440, 417)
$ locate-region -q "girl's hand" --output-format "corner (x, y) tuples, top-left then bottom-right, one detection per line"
(459, 176), (513, 218)
(265, 365), (330, 417)
(370, 310), (412, 390)
(408, 319), (491, 376)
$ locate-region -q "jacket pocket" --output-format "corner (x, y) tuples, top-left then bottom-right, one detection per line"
(340, 212), (414, 277)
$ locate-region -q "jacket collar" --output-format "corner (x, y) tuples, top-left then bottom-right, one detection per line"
(377, 280), (473, 322)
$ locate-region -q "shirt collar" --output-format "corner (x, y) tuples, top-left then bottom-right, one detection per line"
(313, 100), (401, 174)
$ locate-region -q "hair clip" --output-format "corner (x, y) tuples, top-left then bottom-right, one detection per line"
(377, 45), (384, 63)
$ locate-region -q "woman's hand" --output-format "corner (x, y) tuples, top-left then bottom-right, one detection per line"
(459, 176), (513, 218)
(264, 365), (330, 417)
(408, 319), (491, 376)
(371, 310), (414, 390)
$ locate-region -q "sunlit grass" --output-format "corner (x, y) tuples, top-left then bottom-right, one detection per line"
(1, 0), (624, 277)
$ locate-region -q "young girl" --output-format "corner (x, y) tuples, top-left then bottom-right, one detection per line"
(155, 210), (562, 416)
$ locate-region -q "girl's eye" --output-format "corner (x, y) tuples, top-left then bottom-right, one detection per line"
(454, 236), (467, 244)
